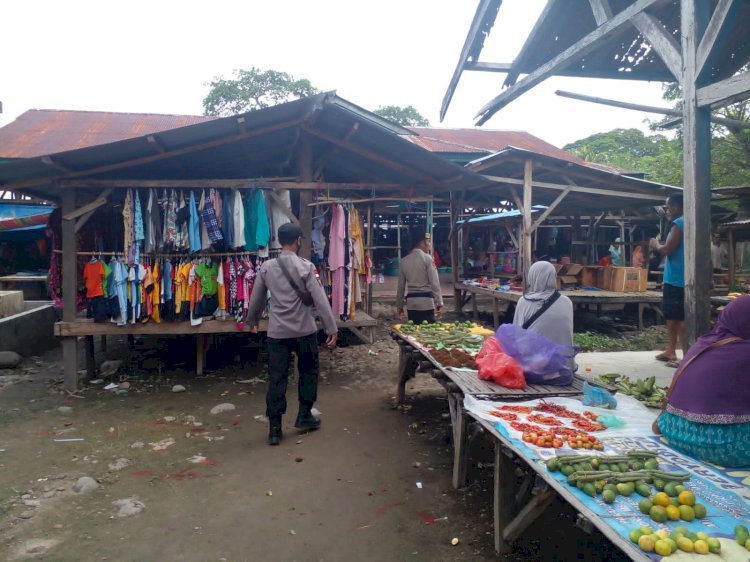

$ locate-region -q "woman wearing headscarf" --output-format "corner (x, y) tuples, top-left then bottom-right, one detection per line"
(654, 296), (750, 468)
(513, 261), (574, 352)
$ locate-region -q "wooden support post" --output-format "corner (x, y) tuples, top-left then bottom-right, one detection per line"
(86, 336), (95, 378)
(682, 0), (712, 345)
(728, 229), (735, 290)
(572, 214), (582, 263)
(196, 334), (206, 376)
(502, 489), (556, 543)
(297, 134), (314, 260)
(396, 343), (417, 404)
(522, 159), (533, 288)
(471, 293), (478, 321)
(494, 443), (515, 554)
(450, 192), (461, 313)
(492, 297), (500, 328)
(448, 393), (469, 489)
(61, 188), (78, 391)
(101, 335), (107, 353)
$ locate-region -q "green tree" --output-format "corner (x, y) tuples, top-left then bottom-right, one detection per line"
(203, 67), (319, 116)
(564, 128), (683, 185)
(656, 70), (750, 187)
(373, 105), (430, 127)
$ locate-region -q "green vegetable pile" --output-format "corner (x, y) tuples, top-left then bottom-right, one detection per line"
(596, 373), (667, 408)
(546, 450), (690, 502)
(397, 321), (485, 352)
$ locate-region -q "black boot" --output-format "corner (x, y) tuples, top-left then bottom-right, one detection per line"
(294, 405), (321, 430)
(268, 418), (282, 446)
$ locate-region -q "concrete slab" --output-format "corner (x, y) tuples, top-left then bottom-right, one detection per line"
(576, 350), (684, 387)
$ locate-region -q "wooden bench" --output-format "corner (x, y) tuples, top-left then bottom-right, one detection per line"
(55, 312), (379, 380)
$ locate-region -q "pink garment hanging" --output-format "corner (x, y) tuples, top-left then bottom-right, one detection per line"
(329, 204), (346, 316)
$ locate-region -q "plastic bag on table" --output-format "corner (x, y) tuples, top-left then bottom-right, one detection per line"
(494, 324), (577, 386)
(582, 381), (618, 409)
(597, 414), (626, 428)
(475, 337), (526, 389)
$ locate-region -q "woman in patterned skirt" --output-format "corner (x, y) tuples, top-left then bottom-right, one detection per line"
(654, 296), (750, 468)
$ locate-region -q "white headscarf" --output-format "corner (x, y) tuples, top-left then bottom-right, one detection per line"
(523, 261), (557, 302)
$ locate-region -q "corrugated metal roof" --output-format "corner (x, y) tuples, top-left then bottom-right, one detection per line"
(464, 146), (680, 213)
(406, 127), (625, 174)
(0, 110), (216, 158)
(720, 218), (750, 228)
(0, 93), (486, 201)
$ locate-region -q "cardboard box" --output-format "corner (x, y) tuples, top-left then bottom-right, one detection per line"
(608, 267), (648, 292)
(559, 264), (583, 276)
(578, 266), (602, 288)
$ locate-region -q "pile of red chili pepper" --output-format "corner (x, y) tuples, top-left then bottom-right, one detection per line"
(487, 401), (606, 449)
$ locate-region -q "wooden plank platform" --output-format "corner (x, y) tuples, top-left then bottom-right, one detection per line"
(442, 368), (591, 399)
(54, 313), (377, 337)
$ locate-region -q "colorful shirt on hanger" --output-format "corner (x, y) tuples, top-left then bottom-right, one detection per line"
(83, 260), (105, 298)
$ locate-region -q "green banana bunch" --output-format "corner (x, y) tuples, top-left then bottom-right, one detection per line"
(596, 373), (667, 409)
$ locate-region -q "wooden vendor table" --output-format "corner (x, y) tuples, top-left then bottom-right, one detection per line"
(390, 330), (657, 559)
(390, 330), (612, 485)
(455, 283), (664, 330)
(55, 313), (378, 379)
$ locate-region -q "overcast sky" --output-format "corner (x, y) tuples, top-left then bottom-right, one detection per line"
(0, 1), (672, 148)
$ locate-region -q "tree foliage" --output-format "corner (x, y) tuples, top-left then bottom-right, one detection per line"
(654, 69), (750, 187)
(373, 105), (430, 127)
(564, 128), (683, 185)
(203, 67), (319, 116)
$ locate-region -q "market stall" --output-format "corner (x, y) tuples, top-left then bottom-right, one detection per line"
(0, 92), (486, 389)
(455, 281), (664, 329)
(390, 324), (750, 560)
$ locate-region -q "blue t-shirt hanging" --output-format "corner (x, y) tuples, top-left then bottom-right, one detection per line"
(663, 216), (684, 287)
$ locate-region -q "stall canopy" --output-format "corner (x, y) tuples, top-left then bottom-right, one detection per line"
(442, 0), (750, 343)
(0, 92), (486, 201)
(0, 203), (53, 232)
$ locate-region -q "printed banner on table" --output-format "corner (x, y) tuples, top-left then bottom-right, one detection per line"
(464, 395), (750, 561)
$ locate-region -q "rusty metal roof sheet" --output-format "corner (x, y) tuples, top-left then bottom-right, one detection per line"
(0, 110), (216, 158)
(0, 93), (486, 201)
(406, 127), (625, 175)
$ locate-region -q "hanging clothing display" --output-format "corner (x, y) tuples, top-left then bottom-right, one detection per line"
(243, 189), (270, 253)
(188, 191), (201, 253)
(269, 189), (292, 251)
(232, 189), (246, 248)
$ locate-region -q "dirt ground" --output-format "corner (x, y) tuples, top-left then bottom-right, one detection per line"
(0, 317), (632, 562)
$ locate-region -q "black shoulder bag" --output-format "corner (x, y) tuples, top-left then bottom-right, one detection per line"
(277, 256), (314, 307)
(522, 291), (561, 330)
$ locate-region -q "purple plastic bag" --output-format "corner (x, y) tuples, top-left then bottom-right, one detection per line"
(494, 323), (577, 386)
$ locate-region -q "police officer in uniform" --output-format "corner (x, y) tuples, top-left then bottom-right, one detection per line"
(247, 223), (338, 445)
(396, 231), (444, 323)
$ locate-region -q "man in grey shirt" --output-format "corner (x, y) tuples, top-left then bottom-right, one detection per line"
(396, 231), (444, 323)
(247, 223), (338, 446)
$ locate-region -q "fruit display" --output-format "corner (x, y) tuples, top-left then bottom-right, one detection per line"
(736, 525), (750, 551)
(595, 373), (667, 408)
(641, 486), (708, 524)
(629, 525), (724, 556)
(546, 450), (693, 502)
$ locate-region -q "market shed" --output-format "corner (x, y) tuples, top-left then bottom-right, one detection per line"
(443, 0), (750, 344)
(0, 92), (486, 390)
(452, 146), (681, 291)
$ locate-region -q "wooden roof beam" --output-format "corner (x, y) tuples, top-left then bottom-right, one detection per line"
(481, 174), (667, 201)
(696, 0), (736, 79)
(476, 0), (664, 124)
(697, 70), (750, 108)
(41, 155), (73, 173)
(302, 125), (443, 187)
(590, 0), (683, 84)
(556, 89), (750, 129)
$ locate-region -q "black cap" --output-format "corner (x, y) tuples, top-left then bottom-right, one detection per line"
(278, 222), (304, 245)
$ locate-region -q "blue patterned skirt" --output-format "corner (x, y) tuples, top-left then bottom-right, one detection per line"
(657, 411), (750, 468)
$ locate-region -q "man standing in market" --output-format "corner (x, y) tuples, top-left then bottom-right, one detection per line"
(247, 223), (338, 446)
(396, 230), (444, 323)
(650, 194), (686, 368)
